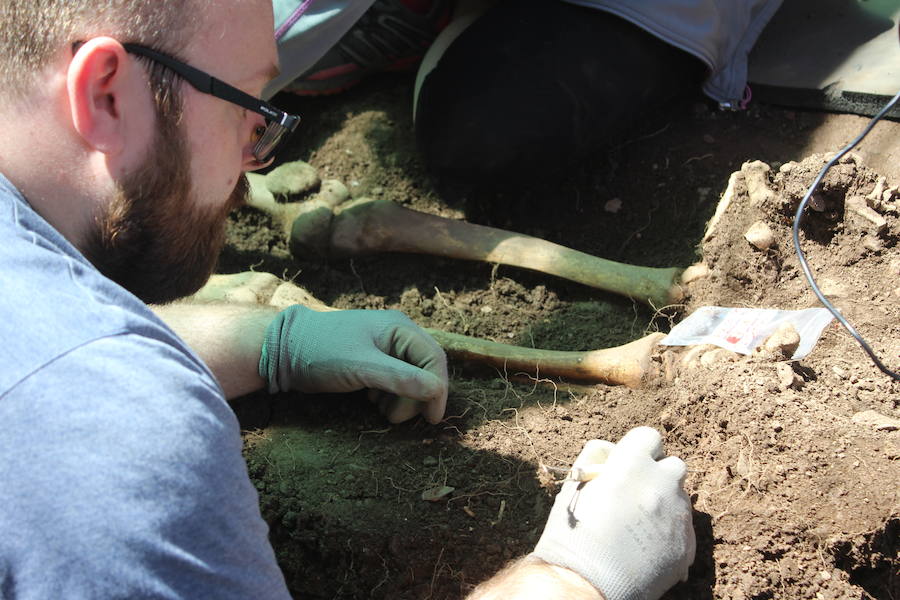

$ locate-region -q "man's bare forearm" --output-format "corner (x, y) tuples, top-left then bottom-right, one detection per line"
(152, 302), (279, 399)
(466, 556), (604, 600)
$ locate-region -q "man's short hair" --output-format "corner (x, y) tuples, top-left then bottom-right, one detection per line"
(0, 0), (205, 109)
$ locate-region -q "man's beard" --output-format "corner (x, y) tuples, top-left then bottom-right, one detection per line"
(82, 121), (248, 305)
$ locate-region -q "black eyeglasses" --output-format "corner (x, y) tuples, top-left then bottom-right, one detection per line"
(122, 43), (299, 164)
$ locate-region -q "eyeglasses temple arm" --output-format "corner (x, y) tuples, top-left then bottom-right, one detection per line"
(122, 43), (296, 128)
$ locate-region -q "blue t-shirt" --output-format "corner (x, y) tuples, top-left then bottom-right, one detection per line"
(0, 174), (290, 599)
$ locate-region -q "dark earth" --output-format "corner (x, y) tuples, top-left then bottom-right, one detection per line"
(214, 71), (899, 599)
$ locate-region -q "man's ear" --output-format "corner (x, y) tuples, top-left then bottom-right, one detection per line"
(67, 37), (146, 156)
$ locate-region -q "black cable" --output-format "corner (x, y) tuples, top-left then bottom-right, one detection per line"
(791, 88), (900, 381)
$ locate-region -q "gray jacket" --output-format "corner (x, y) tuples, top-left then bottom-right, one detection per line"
(268, 0), (784, 108)
(564, 0), (784, 108)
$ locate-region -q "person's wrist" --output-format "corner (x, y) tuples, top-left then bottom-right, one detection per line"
(524, 555), (606, 599)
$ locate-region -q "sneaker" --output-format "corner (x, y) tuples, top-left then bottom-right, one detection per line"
(285, 0), (453, 96)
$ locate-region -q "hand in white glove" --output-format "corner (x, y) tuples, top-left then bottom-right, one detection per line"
(258, 306), (448, 423)
(532, 427), (695, 600)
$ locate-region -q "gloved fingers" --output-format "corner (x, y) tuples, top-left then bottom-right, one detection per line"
(360, 357), (448, 424)
(572, 439), (616, 470)
(682, 525), (697, 581)
(377, 393), (425, 424)
(383, 321), (449, 385)
(368, 389), (423, 424)
(656, 455), (689, 485)
(612, 426), (665, 461)
(369, 389), (411, 422)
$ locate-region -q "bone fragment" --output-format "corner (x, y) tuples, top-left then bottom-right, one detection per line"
(680, 263), (709, 284)
(866, 176), (886, 209)
(425, 328), (664, 388)
(259, 161), (319, 198)
(699, 348), (739, 367)
(703, 170), (739, 242)
(845, 195), (887, 235)
(744, 161), (775, 207)
(281, 197), (685, 308)
(247, 173), (349, 242)
(706, 161), (778, 243)
(193, 273), (664, 387)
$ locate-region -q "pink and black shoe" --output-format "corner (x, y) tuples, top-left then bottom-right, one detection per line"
(286, 0), (453, 96)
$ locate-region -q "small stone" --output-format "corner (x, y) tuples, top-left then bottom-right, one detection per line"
(744, 221), (775, 250)
(851, 410), (900, 431)
(817, 278), (847, 299)
(808, 193), (827, 212)
(762, 323), (801, 359)
(889, 258), (900, 276)
(604, 198), (623, 213)
(659, 409), (674, 431)
(862, 235), (884, 252)
(839, 151), (862, 165)
(884, 439), (900, 460)
(775, 363), (801, 390)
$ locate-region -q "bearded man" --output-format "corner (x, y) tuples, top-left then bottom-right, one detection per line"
(0, 1), (695, 598)
(0, 0), (447, 596)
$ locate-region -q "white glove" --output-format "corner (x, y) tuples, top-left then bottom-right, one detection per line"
(532, 427), (695, 600)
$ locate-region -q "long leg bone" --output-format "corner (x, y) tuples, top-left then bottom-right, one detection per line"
(246, 174), (685, 308)
(424, 328), (664, 388)
(192, 273), (664, 387)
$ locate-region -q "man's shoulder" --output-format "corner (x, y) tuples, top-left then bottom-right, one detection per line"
(0, 184), (207, 395)
(0, 334), (290, 600)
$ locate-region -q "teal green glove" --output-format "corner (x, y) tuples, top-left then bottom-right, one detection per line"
(258, 305), (448, 423)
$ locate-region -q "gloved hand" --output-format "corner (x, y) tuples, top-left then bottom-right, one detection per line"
(258, 305), (448, 423)
(532, 427), (695, 600)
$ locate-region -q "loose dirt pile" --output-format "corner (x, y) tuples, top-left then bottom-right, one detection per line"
(221, 75), (898, 599)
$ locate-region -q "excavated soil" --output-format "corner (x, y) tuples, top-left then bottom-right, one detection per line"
(220, 73), (899, 599)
